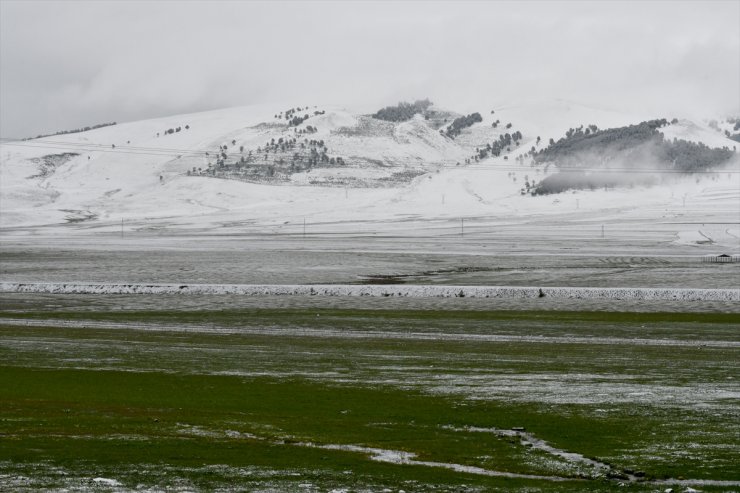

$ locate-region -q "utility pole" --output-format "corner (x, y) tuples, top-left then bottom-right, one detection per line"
(601, 224), (604, 239)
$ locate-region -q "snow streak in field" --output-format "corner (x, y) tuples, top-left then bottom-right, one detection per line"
(2, 317), (738, 348)
(296, 442), (570, 481)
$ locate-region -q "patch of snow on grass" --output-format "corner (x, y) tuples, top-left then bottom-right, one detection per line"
(92, 477), (122, 486)
(296, 442), (569, 481)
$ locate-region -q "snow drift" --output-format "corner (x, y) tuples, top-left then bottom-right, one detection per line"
(1, 282), (737, 301)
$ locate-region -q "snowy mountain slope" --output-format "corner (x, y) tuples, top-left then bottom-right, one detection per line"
(660, 119), (739, 149)
(1, 100), (738, 252)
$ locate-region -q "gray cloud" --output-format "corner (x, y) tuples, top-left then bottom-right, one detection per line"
(1, 0), (738, 138)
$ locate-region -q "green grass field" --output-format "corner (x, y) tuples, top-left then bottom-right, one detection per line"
(1, 300), (738, 491)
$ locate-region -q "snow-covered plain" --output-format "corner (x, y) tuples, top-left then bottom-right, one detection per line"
(1, 100), (738, 256)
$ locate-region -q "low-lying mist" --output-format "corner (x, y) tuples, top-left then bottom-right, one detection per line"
(532, 120), (738, 195)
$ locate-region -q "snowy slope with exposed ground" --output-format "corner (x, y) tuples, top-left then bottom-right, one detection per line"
(1, 100), (738, 252)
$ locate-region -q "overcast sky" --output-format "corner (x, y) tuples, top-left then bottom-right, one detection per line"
(1, 0), (738, 138)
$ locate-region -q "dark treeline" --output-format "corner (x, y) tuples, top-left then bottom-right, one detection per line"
(25, 122), (116, 141)
(534, 119), (735, 171)
(444, 112), (482, 138)
(658, 139), (736, 172)
(372, 99), (433, 122)
(532, 119), (736, 194)
(534, 120), (667, 167)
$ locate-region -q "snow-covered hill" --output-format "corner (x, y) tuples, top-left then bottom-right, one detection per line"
(1, 100), (738, 251)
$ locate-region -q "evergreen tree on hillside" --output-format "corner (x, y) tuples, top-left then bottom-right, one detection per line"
(531, 119), (735, 194)
(444, 112), (483, 138)
(372, 99), (433, 122)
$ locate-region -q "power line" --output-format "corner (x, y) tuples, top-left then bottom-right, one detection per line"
(1, 137), (299, 155)
(2, 139), (739, 175)
(0, 140), (208, 158)
(1, 137), (196, 153)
